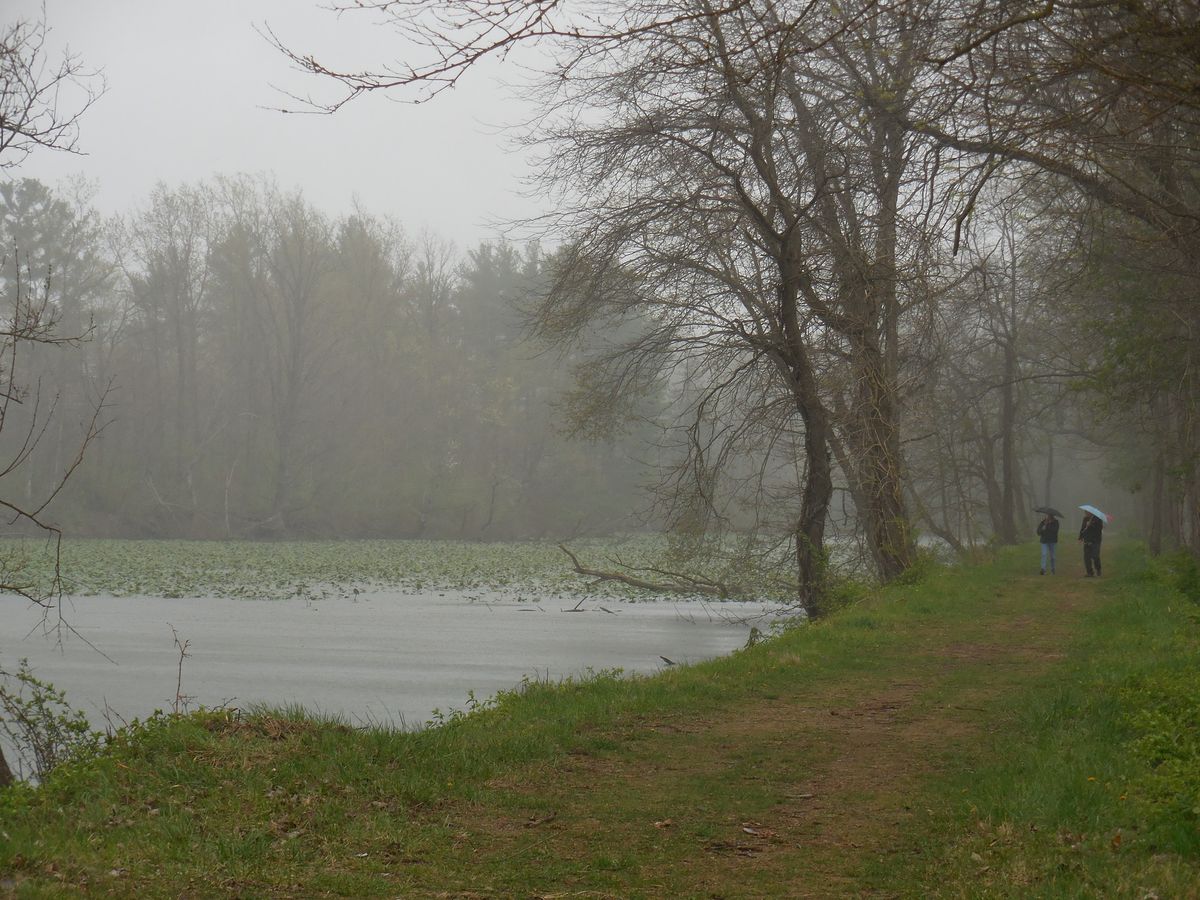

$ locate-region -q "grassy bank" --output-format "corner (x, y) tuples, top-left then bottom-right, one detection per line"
(2, 543), (1198, 897)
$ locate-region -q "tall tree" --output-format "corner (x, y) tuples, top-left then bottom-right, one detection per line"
(516, 1), (968, 605)
(0, 178), (111, 506)
(898, 0), (1200, 551)
(0, 8), (102, 787)
(119, 183), (217, 528)
(279, 1), (1007, 602)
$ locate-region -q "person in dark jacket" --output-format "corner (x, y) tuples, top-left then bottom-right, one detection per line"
(1037, 513), (1059, 574)
(1078, 512), (1103, 576)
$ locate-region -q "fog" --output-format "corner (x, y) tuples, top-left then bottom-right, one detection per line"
(1, 0), (1195, 583)
(3, 0), (1197, 800)
(7, 0), (539, 244)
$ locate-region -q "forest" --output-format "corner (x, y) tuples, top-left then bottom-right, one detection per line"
(1, 0), (1197, 619)
(0, 176), (653, 541)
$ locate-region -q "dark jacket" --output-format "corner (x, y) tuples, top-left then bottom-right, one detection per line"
(1079, 516), (1103, 544)
(1037, 518), (1059, 544)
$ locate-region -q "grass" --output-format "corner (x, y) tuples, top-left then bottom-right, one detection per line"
(902, 544), (1200, 897)
(1, 541), (1198, 896)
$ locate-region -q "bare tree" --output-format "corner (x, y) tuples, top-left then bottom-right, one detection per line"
(905, 0), (1200, 252)
(513, 1), (970, 604)
(111, 183), (220, 531)
(272, 0), (1006, 602)
(917, 1), (1200, 553)
(267, 0), (759, 108)
(0, 10), (101, 169)
(208, 178), (337, 534)
(0, 249), (109, 788)
(0, 7), (102, 788)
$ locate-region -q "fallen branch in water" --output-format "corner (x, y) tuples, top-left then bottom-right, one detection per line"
(557, 544), (740, 598)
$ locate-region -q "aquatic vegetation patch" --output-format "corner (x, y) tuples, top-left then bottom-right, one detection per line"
(0, 536), (799, 603)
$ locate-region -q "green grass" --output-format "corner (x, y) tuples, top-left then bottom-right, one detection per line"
(886, 544), (1200, 897)
(2, 542), (1198, 896)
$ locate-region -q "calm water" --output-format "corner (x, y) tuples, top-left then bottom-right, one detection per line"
(2, 591), (782, 733)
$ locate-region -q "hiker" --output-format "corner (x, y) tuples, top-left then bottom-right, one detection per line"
(1078, 511), (1103, 577)
(1036, 513), (1059, 575)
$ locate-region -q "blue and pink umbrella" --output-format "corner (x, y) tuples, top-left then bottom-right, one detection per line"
(1078, 504), (1111, 523)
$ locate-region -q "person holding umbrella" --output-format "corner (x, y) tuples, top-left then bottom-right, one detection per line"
(1035, 508), (1060, 574)
(1078, 505), (1107, 577)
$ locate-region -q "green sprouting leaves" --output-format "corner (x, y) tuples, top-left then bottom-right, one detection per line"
(0, 659), (104, 782)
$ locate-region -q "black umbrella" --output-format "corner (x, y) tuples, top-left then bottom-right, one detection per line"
(1035, 506), (1064, 518)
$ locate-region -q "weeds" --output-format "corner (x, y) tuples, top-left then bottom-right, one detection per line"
(1121, 669), (1200, 851)
(1157, 548), (1200, 604)
(0, 659), (102, 781)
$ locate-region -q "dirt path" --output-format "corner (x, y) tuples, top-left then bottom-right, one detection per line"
(431, 577), (1092, 897)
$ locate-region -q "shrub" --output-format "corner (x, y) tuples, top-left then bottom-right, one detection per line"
(1163, 550), (1200, 604)
(0, 659), (102, 782)
(890, 547), (944, 587)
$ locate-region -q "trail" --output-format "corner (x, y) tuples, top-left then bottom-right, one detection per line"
(1, 566), (1121, 899)
(434, 575), (1091, 897)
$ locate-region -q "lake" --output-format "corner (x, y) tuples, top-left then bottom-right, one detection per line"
(2, 590), (783, 735)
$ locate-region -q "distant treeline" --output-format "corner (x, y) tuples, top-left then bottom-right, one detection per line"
(1, 169), (1194, 559)
(0, 176), (647, 539)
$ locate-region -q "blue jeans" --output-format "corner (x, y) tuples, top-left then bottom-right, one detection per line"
(1041, 542), (1056, 573)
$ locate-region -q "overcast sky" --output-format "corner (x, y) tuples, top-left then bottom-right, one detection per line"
(9, 0), (540, 245)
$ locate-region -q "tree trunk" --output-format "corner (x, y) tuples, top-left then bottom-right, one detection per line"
(1043, 436), (1055, 510)
(794, 394), (833, 618)
(847, 335), (915, 580)
(1188, 477), (1200, 558)
(998, 340), (1019, 543)
(776, 275), (834, 618)
(1149, 448), (1165, 556)
(0, 746), (13, 787)
(908, 483), (966, 555)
